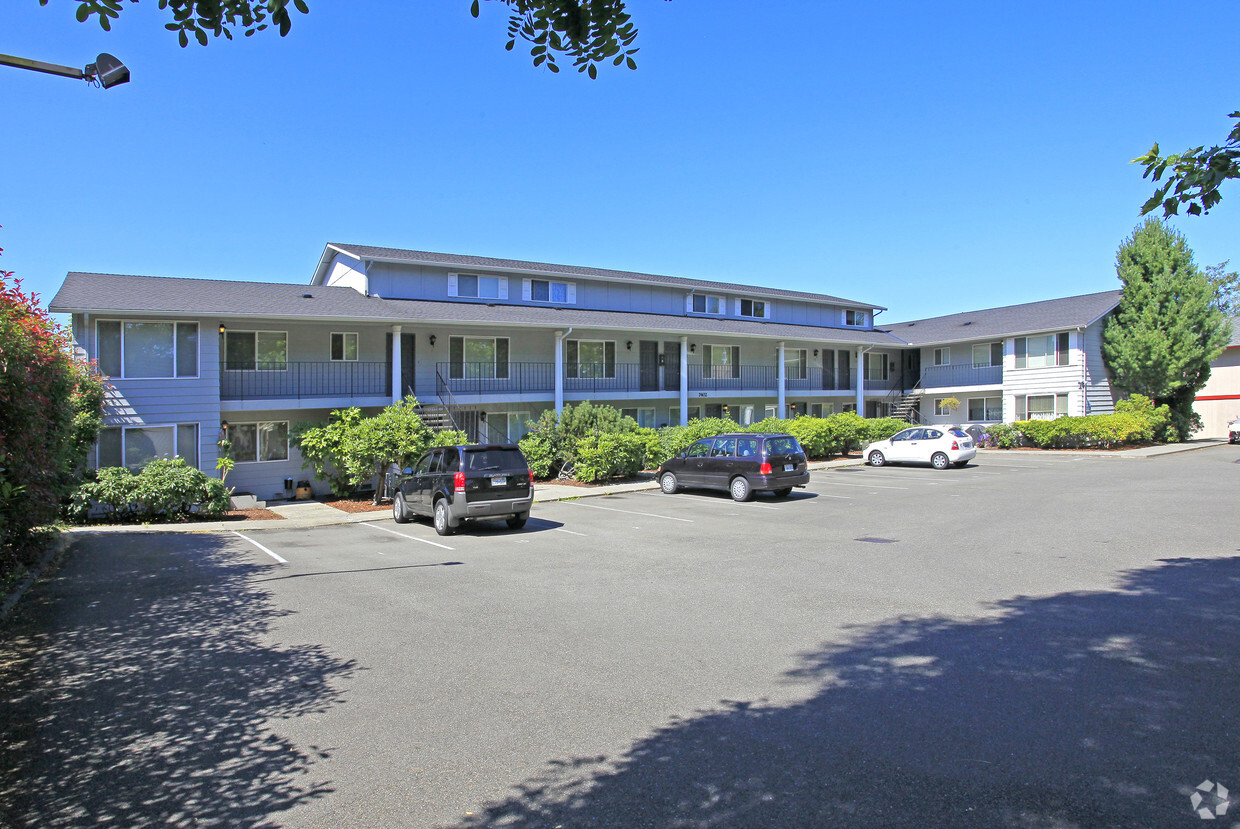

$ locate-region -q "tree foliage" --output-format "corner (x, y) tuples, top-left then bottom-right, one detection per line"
(1, 259), (106, 575)
(1205, 261), (1240, 317)
(48, 0), (649, 75)
(1134, 111), (1240, 217)
(292, 397), (467, 501)
(1102, 219), (1231, 439)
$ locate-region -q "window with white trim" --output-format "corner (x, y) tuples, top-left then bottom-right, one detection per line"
(224, 330), (287, 371)
(504, 411), (531, 442)
(934, 398), (955, 417)
(972, 342), (1003, 368)
(703, 344), (740, 379)
(864, 352), (889, 381)
(783, 348), (808, 380)
(97, 423), (199, 472)
(567, 339), (616, 379)
(933, 347), (950, 366)
(1014, 333), (1070, 369)
(690, 294), (725, 315)
(738, 298), (768, 319)
(967, 396), (1003, 421)
(97, 320), (198, 379)
(527, 278), (573, 303)
(229, 421), (290, 463)
(450, 273), (506, 299)
(449, 336), (510, 380)
(1016, 394), (1068, 421)
(330, 332), (358, 361)
(845, 309), (867, 326)
(621, 407), (657, 428)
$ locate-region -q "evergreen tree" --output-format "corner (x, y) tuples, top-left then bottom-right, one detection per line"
(1103, 219), (1232, 439)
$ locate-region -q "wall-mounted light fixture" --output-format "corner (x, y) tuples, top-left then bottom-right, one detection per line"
(813, 349), (819, 357)
(689, 343), (696, 353)
(220, 420), (229, 430)
(626, 340), (633, 351)
(428, 334), (437, 347)
(219, 324), (226, 334)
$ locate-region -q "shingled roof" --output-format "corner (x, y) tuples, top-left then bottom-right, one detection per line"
(320, 243), (886, 310)
(882, 290), (1122, 346)
(50, 272), (905, 346)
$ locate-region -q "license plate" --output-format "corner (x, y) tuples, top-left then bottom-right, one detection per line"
(490, 476), (507, 486)
(783, 464), (795, 472)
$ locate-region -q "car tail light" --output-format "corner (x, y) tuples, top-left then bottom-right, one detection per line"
(951, 441), (959, 450)
(454, 471), (466, 493)
(759, 462), (772, 475)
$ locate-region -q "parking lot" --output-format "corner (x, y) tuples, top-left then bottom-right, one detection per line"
(3, 447), (1240, 828)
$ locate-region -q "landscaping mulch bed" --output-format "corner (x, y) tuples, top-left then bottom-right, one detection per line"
(318, 496), (391, 514)
(223, 508), (286, 520)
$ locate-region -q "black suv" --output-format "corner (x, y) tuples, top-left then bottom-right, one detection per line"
(392, 444), (534, 535)
(657, 433), (810, 501)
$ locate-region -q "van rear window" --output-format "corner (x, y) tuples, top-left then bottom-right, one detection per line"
(464, 448), (525, 471)
(765, 436), (802, 455)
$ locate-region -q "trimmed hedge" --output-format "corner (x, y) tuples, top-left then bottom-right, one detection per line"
(67, 458), (231, 524)
(976, 395), (1172, 449)
(574, 432), (648, 483)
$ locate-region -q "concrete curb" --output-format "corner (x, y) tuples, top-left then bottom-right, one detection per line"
(1, 532), (72, 622)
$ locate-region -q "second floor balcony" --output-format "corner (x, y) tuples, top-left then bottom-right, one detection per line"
(920, 363), (1003, 389)
(220, 361), (391, 401)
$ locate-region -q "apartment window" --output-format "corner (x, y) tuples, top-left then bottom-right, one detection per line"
(968, 396), (1003, 421)
(972, 342), (1003, 368)
(783, 348), (808, 380)
(330, 332), (358, 361)
(97, 423), (199, 472)
(450, 273), (505, 299)
(739, 298), (768, 319)
(934, 398), (954, 417)
(690, 294), (725, 314)
(864, 352), (889, 381)
(527, 279), (572, 303)
(621, 407), (657, 428)
(845, 309), (867, 326)
(703, 344), (740, 379)
(933, 347), (950, 366)
(224, 330), (287, 371)
(97, 320), (198, 379)
(505, 411), (532, 442)
(1017, 394), (1068, 421)
(567, 340), (616, 379)
(1015, 332), (1070, 369)
(449, 336), (510, 380)
(230, 421), (290, 463)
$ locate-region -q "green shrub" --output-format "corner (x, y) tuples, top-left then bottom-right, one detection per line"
(1115, 394), (1173, 442)
(519, 432), (557, 478)
(573, 432), (648, 483)
(651, 417), (736, 464)
(861, 417), (909, 445)
(982, 424), (1023, 448)
(523, 402), (638, 477)
(821, 411), (869, 454)
(67, 458), (230, 524)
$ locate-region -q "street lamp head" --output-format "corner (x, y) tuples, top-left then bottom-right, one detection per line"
(86, 53), (129, 89)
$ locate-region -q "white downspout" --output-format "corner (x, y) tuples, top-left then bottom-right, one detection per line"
(680, 336), (689, 425)
(555, 327), (573, 414)
(391, 324), (402, 404)
(856, 345), (871, 415)
(777, 341), (787, 419)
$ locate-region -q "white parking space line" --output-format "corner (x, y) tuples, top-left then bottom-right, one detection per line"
(634, 492), (780, 511)
(843, 473), (945, 484)
(812, 492), (854, 499)
(818, 480), (909, 490)
(359, 522), (455, 550)
(554, 528), (588, 537)
(569, 501), (694, 522)
(230, 531), (288, 564)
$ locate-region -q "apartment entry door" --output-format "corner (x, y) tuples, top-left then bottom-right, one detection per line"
(639, 341), (660, 391)
(663, 341), (680, 391)
(385, 333), (416, 397)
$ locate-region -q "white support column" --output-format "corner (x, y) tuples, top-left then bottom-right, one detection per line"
(777, 341), (787, 419)
(679, 336), (689, 425)
(555, 331), (566, 414)
(856, 346), (866, 415)
(391, 325), (402, 404)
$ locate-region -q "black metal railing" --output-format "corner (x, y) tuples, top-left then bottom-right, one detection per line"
(920, 364), (1003, 388)
(220, 361), (390, 400)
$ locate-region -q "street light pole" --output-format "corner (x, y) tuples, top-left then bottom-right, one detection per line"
(0, 52), (129, 88)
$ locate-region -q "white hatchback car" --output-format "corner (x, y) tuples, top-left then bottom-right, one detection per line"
(864, 425), (976, 469)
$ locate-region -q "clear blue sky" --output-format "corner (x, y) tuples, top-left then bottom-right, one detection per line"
(2, 1), (1236, 324)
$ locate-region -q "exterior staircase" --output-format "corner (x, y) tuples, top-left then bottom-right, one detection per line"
(415, 402), (457, 431)
(889, 390), (923, 422)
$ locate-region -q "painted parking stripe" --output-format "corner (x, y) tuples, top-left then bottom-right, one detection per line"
(569, 501), (694, 522)
(819, 479), (909, 490)
(848, 473), (946, 483)
(812, 492), (854, 499)
(554, 528), (588, 537)
(230, 530), (288, 564)
(359, 521), (455, 550)
(635, 492), (780, 511)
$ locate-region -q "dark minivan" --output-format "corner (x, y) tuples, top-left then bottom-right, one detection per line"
(657, 432), (810, 501)
(392, 444), (534, 535)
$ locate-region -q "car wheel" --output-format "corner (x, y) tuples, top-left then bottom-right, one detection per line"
(506, 512), (528, 530)
(433, 499), (456, 536)
(868, 450), (886, 467)
(660, 472), (679, 494)
(931, 452), (950, 470)
(393, 493), (410, 524)
(773, 487), (792, 498)
(730, 476), (752, 502)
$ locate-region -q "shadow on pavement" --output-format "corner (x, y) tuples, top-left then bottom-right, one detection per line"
(450, 555), (1240, 828)
(0, 532), (357, 828)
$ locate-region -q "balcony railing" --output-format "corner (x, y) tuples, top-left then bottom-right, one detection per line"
(220, 361), (391, 400)
(436, 361), (862, 396)
(921, 364), (1003, 389)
